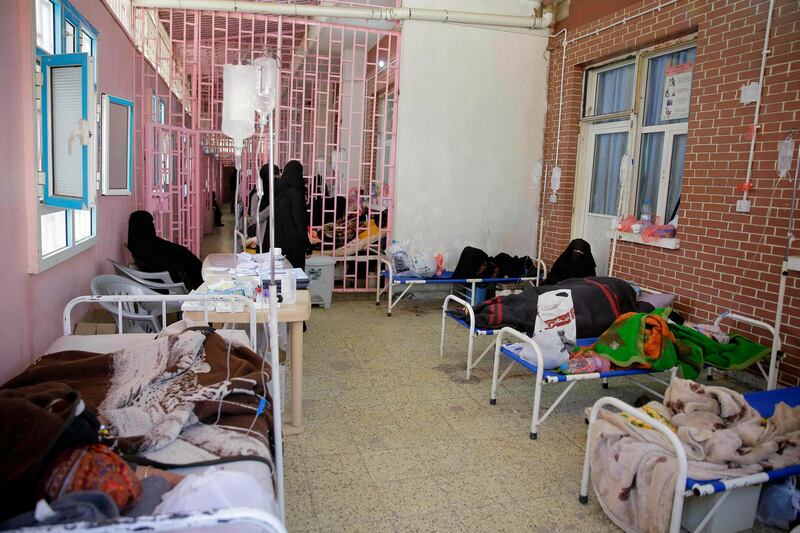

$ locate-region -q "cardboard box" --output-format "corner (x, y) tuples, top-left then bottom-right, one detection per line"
(74, 307), (118, 335)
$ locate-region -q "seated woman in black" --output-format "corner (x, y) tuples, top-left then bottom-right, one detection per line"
(127, 211), (204, 290)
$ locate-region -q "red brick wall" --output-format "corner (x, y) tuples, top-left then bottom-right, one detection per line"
(541, 0), (800, 385)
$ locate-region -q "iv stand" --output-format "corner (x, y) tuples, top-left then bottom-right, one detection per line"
(265, 110), (285, 522)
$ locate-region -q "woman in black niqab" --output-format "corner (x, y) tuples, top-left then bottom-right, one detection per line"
(127, 210), (204, 290)
(543, 238), (597, 285)
(264, 160), (311, 271)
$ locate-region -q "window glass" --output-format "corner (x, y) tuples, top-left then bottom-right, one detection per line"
(50, 64), (85, 198)
(635, 132), (664, 219)
(74, 209), (92, 241)
(65, 21), (76, 53)
(80, 31), (93, 55)
(643, 48), (696, 126)
(36, 0), (55, 53)
(41, 210), (68, 256)
(594, 63), (635, 116)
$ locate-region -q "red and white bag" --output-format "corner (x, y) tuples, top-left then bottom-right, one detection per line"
(534, 289), (576, 342)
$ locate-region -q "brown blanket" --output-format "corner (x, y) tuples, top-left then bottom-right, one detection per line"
(4, 327), (273, 463)
(588, 379), (800, 533)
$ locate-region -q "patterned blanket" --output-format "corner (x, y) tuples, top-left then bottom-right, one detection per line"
(4, 325), (273, 466)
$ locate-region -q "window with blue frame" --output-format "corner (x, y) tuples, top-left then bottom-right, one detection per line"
(35, 0), (98, 268)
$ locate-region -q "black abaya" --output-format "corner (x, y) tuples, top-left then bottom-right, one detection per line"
(543, 238), (597, 285)
(127, 211), (204, 290)
(263, 161), (311, 271)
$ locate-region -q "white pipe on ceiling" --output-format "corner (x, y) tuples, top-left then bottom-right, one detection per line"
(131, 0), (554, 30)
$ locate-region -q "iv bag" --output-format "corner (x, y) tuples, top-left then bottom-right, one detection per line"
(777, 137), (795, 178)
(551, 166), (561, 192)
(221, 64), (256, 151)
(253, 56), (279, 119)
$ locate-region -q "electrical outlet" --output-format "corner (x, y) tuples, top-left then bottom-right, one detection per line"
(736, 199), (751, 213)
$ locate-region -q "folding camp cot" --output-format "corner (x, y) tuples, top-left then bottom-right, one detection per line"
(487, 311), (781, 440)
(580, 387), (800, 533)
(376, 257), (546, 316)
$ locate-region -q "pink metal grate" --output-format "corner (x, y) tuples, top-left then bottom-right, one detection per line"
(135, 5), (400, 291)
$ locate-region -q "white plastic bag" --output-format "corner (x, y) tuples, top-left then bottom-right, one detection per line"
(757, 476), (800, 530)
(534, 289), (576, 342)
(155, 467), (277, 516)
(411, 253), (437, 278)
(386, 240), (412, 275)
(516, 329), (574, 369)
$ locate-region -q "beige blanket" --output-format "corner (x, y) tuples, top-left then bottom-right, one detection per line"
(589, 378), (800, 533)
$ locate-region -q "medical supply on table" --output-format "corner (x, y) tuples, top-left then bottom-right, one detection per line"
(560, 354), (611, 374)
(281, 270), (297, 305)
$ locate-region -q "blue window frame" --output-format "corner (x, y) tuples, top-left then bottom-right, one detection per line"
(102, 95), (135, 195)
(34, 0), (99, 269)
(41, 52), (93, 210)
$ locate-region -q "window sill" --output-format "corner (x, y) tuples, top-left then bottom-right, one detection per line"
(616, 231), (680, 250)
(31, 236), (97, 274)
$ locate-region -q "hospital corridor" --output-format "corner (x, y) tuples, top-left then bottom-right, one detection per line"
(0, 0), (799, 532)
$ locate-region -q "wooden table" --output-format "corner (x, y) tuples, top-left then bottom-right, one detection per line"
(185, 254), (311, 435)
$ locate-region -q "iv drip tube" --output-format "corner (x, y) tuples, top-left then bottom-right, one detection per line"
(233, 149), (243, 272)
(742, 0), (776, 204)
(256, 122), (266, 254)
(265, 110), (285, 520)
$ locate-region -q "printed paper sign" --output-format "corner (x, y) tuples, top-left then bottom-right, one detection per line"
(661, 62), (693, 121)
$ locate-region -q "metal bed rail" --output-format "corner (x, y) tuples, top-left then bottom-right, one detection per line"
(61, 293), (285, 525)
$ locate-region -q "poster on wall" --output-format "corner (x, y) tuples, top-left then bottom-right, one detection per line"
(661, 62), (693, 121)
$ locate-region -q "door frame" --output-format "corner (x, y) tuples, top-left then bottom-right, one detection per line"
(571, 119), (632, 241)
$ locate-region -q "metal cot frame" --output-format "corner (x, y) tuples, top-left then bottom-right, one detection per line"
(486, 310), (782, 440)
(440, 295), (497, 380)
(22, 508), (286, 533)
(488, 326), (677, 440)
(377, 257), (546, 317)
(580, 394), (800, 533)
(60, 293), (286, 530)
(707, 310), (783, 391)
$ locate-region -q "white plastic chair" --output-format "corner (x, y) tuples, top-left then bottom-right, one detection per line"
(108, 258), (188, 295)
(90, 275), (178, 333)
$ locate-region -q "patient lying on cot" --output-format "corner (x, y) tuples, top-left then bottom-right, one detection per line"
(457, 276), (642, 338)
(0, 322), (275, 528)
(0, 384), (183, 526)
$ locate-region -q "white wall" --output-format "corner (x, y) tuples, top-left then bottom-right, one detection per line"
(393, 0), (548, 265)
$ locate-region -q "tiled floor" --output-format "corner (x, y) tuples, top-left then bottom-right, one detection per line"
(200, 222), (773, 531)
(282, 295), (692, 532)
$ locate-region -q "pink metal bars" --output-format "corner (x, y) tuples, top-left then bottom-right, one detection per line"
(134, 6), (400, 291)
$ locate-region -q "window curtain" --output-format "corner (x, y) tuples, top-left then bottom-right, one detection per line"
(595, 63), (634, 115)
(643, 48), (696, 126)
(590, 132), (628, 215)
(666, 133), (687, 224)
(635, 132), (664, 218)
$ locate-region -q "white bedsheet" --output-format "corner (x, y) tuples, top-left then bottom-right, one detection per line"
(43, 329), (251, 355)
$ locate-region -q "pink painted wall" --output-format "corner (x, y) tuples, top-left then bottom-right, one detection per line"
(0, 1), (140, 384)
